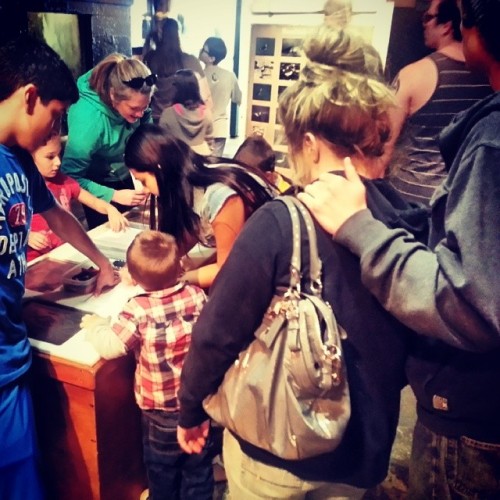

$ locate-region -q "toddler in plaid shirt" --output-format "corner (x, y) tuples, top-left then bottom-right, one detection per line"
(81, 230), (214, 500)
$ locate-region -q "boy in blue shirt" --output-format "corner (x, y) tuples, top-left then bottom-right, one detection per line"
(0, 35), (115, 499)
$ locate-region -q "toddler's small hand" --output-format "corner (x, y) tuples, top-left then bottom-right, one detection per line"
(107, 205), (129, 232)
(81, 314), (109, 330)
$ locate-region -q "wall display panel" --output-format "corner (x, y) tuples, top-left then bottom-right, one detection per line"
(244, 3), (394, 169)
(246, 24), (315, 167)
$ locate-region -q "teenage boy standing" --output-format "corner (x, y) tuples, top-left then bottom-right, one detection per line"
(0, 35), (115, 499)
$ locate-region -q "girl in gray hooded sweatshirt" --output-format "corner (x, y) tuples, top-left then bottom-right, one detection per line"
(159, 69), (214, 156)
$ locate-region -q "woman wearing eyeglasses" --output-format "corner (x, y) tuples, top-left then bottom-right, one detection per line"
(61, 53), (155, 229)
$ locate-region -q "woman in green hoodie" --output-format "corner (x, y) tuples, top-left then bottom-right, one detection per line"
(62, 54), (155, 229)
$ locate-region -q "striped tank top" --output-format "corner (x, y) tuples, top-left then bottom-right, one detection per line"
(389, 52), (492, 205)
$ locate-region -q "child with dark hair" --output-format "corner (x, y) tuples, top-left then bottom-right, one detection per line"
(234, 134), (292, 193)
(199, 37), (242, 157)
(159, 69), (214, 155)
(144, 18), (212, 122)
(82, 230), (213, 500)
(0, 35), (115, 499)
(28, 131), (128, 261)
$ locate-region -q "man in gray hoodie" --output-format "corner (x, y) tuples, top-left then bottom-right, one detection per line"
(299, 0), (500, 497)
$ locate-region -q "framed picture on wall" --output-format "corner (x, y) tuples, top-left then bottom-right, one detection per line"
(253, 83), (272, 101)
(251, 105), (271, 123)
(253, 59), (275, 81)
(279, 62), (300, 80)
(255, 37), (276, 56)
(281, 38), (302, 57)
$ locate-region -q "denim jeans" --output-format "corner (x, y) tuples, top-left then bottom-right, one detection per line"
(142, 410), (214, 500)
(409, 420), (500, 499)
(223, 430), (365, 500)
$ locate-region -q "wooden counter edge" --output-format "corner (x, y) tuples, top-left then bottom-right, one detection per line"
(31, 350), (103, 390)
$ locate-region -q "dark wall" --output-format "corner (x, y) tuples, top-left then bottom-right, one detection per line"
(386, 2), (432, 82)
(0, 0), (133, 71)
(1, 0), (432, 81)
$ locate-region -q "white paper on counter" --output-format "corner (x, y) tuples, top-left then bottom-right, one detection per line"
(29, 330), (102, 366)
(90, 226), (142, 261)
(26, 226), (144, 366)
(28, 281), (144, 366)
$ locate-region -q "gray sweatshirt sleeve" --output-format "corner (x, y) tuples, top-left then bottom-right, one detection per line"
(336, 144), (500, 352)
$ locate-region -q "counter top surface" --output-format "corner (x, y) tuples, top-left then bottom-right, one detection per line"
(25, 224), (215, 367)
(25, 225), (143, 366)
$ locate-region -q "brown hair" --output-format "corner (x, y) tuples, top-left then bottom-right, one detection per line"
(89, 53), (154, 108)
(126, 230), (181, 291)
(234, 134), (276, 173)
(278, 27), (394, 185)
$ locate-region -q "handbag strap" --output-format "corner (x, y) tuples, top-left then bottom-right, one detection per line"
(287, 196), (323, 295)
(277, 196), (322, 296)
(277, 196), (345, 389)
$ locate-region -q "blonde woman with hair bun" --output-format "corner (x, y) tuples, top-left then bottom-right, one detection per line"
(177, 26), (424, 499)
(62, 53), (156, 229)
(280, 26), (392, 186)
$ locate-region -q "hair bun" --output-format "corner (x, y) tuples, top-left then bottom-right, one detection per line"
(302, 27), (382, 81)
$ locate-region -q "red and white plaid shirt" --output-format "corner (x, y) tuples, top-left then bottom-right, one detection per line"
(111, 282), (207, 411)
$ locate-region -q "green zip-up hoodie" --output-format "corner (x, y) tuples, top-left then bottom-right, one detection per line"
(61, 70), (152, 202)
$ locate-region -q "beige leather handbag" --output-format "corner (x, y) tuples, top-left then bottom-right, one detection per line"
(203, 196), (350, 460)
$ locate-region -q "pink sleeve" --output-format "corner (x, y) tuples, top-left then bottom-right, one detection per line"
(64, 174), (81, 199)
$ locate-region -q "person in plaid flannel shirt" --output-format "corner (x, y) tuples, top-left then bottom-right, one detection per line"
(81, 230), (213, 500)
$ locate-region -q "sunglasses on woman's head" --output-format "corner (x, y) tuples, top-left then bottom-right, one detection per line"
(122, 74), (157, 89)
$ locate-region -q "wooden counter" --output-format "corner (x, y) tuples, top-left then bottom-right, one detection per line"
(30, 351), (146, 500)
(25, 224), (214, 499)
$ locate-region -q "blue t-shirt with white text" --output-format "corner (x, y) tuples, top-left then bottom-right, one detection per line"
(0, 145), (55, 387)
